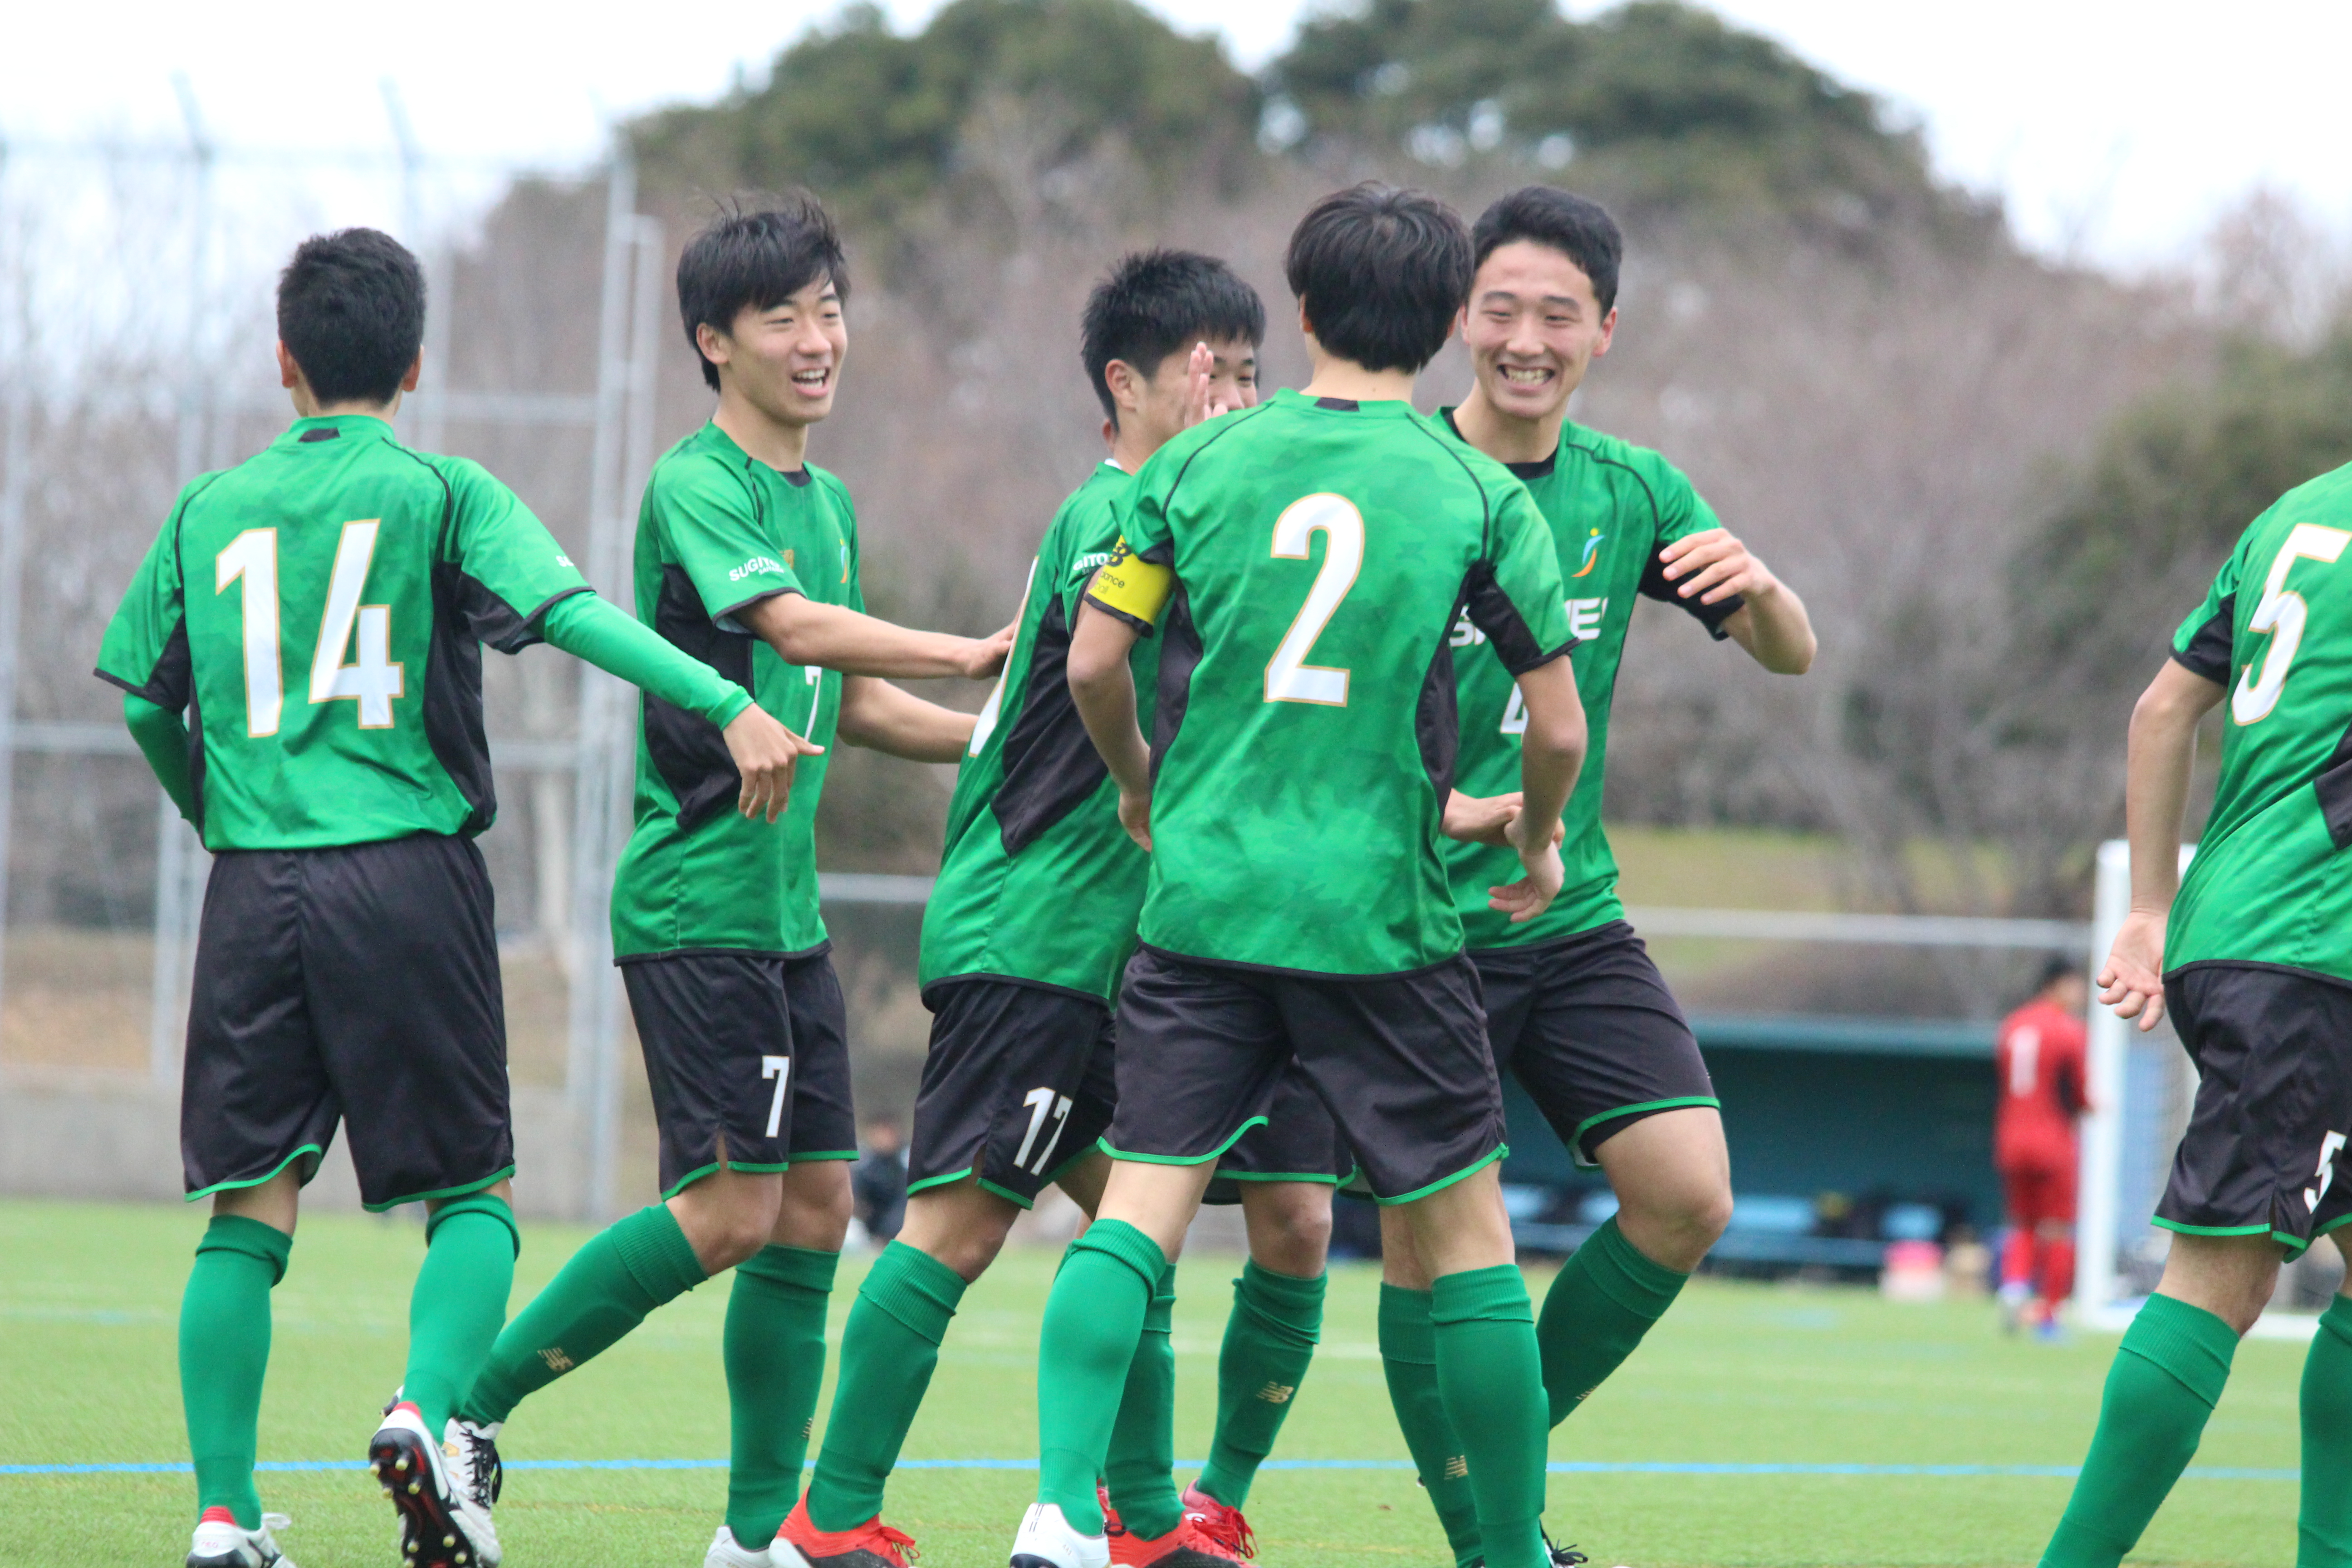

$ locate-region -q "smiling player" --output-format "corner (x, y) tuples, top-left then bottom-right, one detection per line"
(1386, 186), (1816, 1568)
(448, 196), (1013, 1568)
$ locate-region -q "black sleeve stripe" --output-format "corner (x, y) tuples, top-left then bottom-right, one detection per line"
(710, 584), (801, 627)
(95, 619), (194, 712)
(1462, 561), (1572, 676)
(1080, 593), (1158, 639)
(2172, 596), (2235, 685)
(1637, 546), (1744, 637)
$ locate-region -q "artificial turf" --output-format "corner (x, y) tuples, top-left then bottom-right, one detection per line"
(0, 1198), (2309, 1566)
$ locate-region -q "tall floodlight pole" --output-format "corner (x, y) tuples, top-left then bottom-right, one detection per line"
(567, 141), (640, 1222)
(150, 75), (216, 1087)
(0, 127), (28, 1034)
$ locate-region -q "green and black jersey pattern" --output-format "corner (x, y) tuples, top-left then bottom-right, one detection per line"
(1097, 389), (1573, 978)
(610, 421), (862, 960)
(98, 415), (601, 850)
(919, 462), (1160, 1003)
(2167, 460), (2352, 984)
(1437, 411), (1741, 949)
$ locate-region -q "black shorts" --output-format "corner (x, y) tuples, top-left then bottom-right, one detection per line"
(182, 833), (510, 1212)
(2156, 963), (2352, 1259)
(906, 979), (1118, 1209)
(621, 949), (859, 1199)
(1475, 922), (1719, 1166)
(1205, 1065), (1356, 1205)
(1107, 946), (1504, 1204)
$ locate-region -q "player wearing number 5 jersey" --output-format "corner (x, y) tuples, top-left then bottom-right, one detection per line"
(96, 229), (805, 1568)
(2041, 461), (2352, 1568)
(1013, 184), (1588, 1568)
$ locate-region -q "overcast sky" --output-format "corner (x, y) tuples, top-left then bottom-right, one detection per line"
(4, 0), (2346, 274)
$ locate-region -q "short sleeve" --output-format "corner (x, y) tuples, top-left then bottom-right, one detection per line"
(1466, 482), (1573, 676)
(652, 456), (807, 625)
(95, 483), (199, 710)
(439, 460), (593, 653)
(1114, 465), (1176, 566)
(1633, 458), (1742, 638)
(2171, 545), (2243, 686)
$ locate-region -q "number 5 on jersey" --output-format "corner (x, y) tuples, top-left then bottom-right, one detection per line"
(216, 520), (406, 737)
(2233, 522), (2352, 725)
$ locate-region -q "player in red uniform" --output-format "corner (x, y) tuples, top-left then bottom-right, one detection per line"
(1993, 958), (2091, 1335)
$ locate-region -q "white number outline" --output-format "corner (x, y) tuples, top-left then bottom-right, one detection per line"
(216, 528), (283, 737)
(1263, 494), (1364, 706)
(2233, 523), (2352, 725)
(308, 520), (405, 729)
(762, 1055), (792, 1139)
(968, 559), (1036, 756)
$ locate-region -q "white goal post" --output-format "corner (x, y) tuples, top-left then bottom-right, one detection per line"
(2074, 838), (2332, 1338)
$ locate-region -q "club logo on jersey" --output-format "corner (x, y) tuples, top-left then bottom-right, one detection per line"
(730, 554), (789, 583)
(1570, 529), (1605, 578)
(841, 542), (851, 585)
(555, 552), (575, 568)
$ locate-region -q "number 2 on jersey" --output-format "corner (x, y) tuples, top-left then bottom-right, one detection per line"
(1264, 494), (1364, 706)
(2233, 523), (2352, 725)
(216, 520), (406, 737)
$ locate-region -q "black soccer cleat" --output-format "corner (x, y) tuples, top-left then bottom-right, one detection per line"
(1544, 1533), (1590, 1567)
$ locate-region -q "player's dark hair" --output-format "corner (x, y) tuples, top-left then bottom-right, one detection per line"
(677, 192), (851, 392)
(2035, 956), (2080, 994)
(1284, 183), (1473, 375)
(275, 228), (426, 407)
(1079, 250), (1266, 427)
(1473, 186), (1623, 313)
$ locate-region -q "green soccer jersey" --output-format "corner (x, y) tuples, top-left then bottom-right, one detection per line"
(1087, 389), (1574, 977)
(96, 414), (597, 850)
(610, 422), (862, 960)
(1436, 412), (1742, 949)
(2166, 461), (2352, 982)
(919, 462), (1161, 1002)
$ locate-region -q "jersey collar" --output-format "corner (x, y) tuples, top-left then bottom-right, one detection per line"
(1438, 405), (1560, 480)
(286, 413), (394, 446)
(1272, 386), (1414, 417)
(699, 418), (815, 485)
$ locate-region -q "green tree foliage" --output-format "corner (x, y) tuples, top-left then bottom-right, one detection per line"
(631, 0), (1259, 227)
(1272, 0), (1961, 226)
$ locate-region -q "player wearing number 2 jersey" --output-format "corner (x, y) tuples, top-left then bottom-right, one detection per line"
(2044, 461), (2352, 1568)
(97, 229), (804, 1568)
(1012, 184), (1588, 1568)
(1379, 188), (1817, 1568)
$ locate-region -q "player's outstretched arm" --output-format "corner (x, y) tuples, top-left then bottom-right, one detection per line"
(837, 674), (975, 763)
(1439, 789), (1568, 849)
(538, 592), (820, 822)
(1066, 600), (1153, 850)
(2101, 659), (2224, 1030)
(122, 693), (197, 823)
(1659, 528), (1816, 675)
(739, 593), (1013, 681)
(1490, 656), (1586, 922)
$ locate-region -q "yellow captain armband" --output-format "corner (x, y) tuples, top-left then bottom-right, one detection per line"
(1083, 537), (1175, 633)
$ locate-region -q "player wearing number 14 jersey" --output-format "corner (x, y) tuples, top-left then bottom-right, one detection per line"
(2045, 459), (2352, 1568)
(97, 230), (804, 1568)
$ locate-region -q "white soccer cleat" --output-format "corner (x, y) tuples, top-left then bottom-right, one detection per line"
(707, 1524), (795, 1567)
(367, 1400), (500, 1567)
(1009, 1501), (1111, 1568)
(186, 1509), (295, 1568)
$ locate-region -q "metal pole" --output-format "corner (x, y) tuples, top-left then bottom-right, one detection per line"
(566, 143), (639, 1222)
(0, 129), (24, 1035)
(380, 79), (450, 454)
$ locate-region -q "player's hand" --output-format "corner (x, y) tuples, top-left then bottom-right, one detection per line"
(1657, 528), (1779, 607)
(959, 621), (1017, 680)
(722, 706), (824, 823)
(1440, 790), (1566, 849)
(2097, 909), (2169, 1031)
(1182, 342), (1238, 427)
(1489, 812), (1565, 922)
(1116, 786), (1153, 852)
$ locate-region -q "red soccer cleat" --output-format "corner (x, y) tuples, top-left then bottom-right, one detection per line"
(1179, 1485), (1255, 1560)
(775, 1495), (918, 1568)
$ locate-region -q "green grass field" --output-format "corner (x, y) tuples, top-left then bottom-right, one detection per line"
(0, 1200), (2307, 1567)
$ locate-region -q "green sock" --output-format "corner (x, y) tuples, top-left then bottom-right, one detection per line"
(1380, 1284), (1483, 1568)
(1197, 1260), (1324, 1508)
(460, 1203), (706, 1426)
(726, 1245), (838, 1549)
(1036, 1220), (1166, 1535)
(806, 1241), (967, 1532)
(1432, 1265), (1550, 1568)
(2301, 1294), (2352, 1567)
(2040, 1292), (2238, 1568)
(1106, 1264), (1182, 1539)
(179, 1215), (292, 1529)
(403, 1195), (519, 1436)
(1538, 1216), (1686, 1427)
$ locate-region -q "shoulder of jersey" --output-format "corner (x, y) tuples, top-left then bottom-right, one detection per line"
(1557, 422), (1681, 488)
(2273, 456), (2352, 521)
(806, 461), (855, 511)
(1142, 402), (1276, 481)
(645, 436), (746, 501)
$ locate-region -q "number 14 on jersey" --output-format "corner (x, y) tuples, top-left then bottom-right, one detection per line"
(216, 520), (407, 737)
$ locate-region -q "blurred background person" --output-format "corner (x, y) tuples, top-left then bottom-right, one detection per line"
(853, 1117), (910, 1244)
(1996, 958), (2091, 1337)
